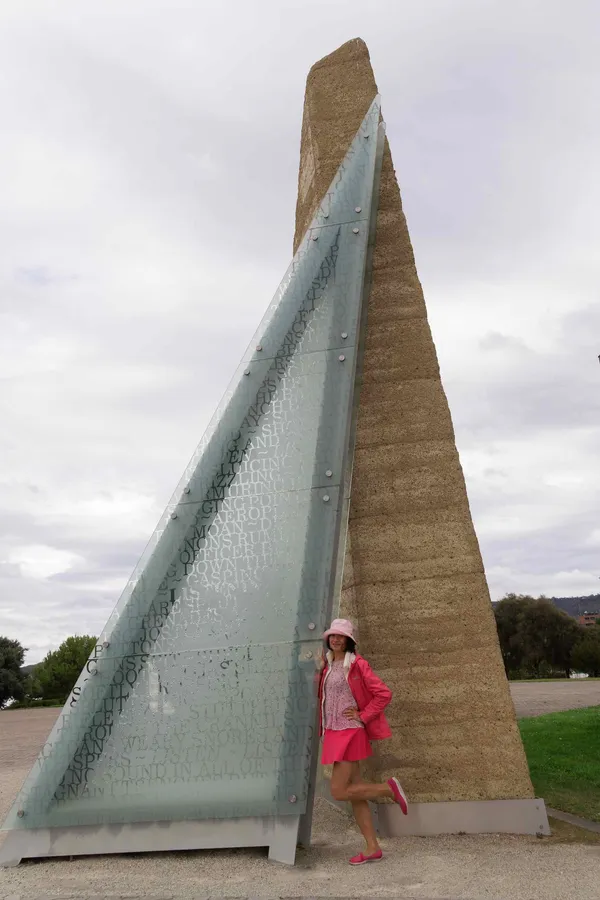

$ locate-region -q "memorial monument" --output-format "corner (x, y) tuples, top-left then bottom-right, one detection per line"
(298, 39), (548, 839)
(0, 39), (548, 869)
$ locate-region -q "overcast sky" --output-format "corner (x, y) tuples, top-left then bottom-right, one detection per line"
(1, 0), (598, 664)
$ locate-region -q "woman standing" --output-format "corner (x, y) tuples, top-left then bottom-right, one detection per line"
(318, 618), (408, 865)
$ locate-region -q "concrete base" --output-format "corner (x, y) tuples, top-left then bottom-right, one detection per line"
(376, 798), (550, 837)
(315, 769), (549, 837)
(0, 814), (300, 868)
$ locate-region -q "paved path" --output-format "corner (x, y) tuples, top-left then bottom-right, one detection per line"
(2, 697), (600, 899)
(510, 679), (600, 718)
(0, 709), (61, 829)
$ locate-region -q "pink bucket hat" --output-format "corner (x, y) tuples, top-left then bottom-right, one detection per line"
(322, 618), (355, 642)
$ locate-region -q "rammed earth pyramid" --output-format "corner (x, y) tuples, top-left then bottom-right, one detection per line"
(296, 37), (547, 838)
(0, 39), (548, 870)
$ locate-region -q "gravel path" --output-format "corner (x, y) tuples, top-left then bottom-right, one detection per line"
(510, 679), (600, 718)
(1, 691), (600, 899)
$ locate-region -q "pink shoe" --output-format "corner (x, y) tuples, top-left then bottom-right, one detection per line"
(349, 849), (383, 865)
(387, 777), (408, 815)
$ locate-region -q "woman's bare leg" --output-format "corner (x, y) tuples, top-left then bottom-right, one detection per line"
(347, 762), (380, 855)
(330, 761), (389, 854)
(330, 760), (354, 803)
(330, 763), (393, 803)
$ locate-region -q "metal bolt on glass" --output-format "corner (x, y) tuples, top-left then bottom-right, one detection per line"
(308, 622), (316, 630)
(323, 495), (330, 502)
(102, 642), (110, 649)
(312, 234), (319, 241)
(183, 487), (191, 494)
(256, 345), (262, 351)
(289, 795), (297, 804)
(170, 513), (178, 520)
(339, 354), (346, 362)
(17, 810), (25, 818)
(341, 332), (348, 339)
(244, 369), (250, 376)
(355, 206), (362, 213)
(325, 469), (333, 477)
(353, 228), (360, 234)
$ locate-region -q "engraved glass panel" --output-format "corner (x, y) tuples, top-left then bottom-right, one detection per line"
(7, 643), (321, 828)
(2, 96), (381, 833)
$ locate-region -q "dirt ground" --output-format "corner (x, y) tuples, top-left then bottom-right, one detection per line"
(510, 679), (600, 718)
(1, 689), (600, 899)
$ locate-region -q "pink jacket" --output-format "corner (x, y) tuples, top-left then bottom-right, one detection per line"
(317, 651), (392, 741)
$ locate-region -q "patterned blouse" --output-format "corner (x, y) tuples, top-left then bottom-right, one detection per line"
(324, 661), (364, 731)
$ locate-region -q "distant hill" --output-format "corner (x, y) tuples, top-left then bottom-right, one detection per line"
(20, 664), (37, 675)
(492, 593), (600, 619)
(550, 594), (600, 617)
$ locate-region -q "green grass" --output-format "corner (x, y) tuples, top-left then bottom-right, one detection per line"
(519, 707), (600, 822)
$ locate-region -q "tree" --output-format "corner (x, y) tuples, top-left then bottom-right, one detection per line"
(494, 594), (534, 675)
(494, 594), (584, 678)
(519, 598), (582, 678)
(572, 631), (600, 677)
(0, 636), (27, 709)
(34, 635), (97, 703)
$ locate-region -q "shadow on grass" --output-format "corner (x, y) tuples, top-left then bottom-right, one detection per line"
(547, 817), (600, 844)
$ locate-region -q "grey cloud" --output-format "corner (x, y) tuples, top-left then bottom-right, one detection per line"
(445, 303), (600, 442)
(0, 0), (599, 661)
(478, 333), (528, 352)
(482, 511), (600, 601)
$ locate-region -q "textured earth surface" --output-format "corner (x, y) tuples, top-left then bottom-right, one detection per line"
(1, 691), (600, 899)
(510, 679), (600, 718)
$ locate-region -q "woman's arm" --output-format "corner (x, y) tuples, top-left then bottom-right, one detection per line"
(357, 659), (392, 724)
(314, 653), (326, 695)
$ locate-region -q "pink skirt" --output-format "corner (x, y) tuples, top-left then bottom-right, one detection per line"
(321, 727), (373, 764)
